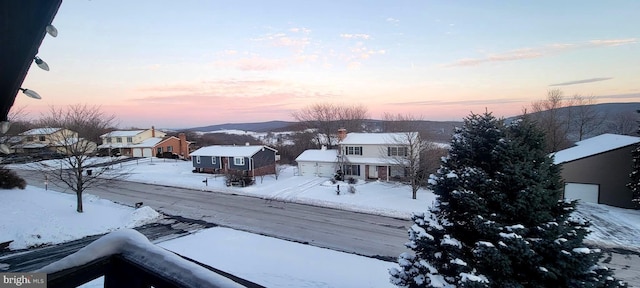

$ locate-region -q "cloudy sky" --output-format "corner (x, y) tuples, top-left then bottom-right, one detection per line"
(18, 0), (640, 129)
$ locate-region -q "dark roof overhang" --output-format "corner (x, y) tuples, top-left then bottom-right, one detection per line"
(0, 0), (63, 121)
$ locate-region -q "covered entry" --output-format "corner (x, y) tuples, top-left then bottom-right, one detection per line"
(564, 183), (599, 204)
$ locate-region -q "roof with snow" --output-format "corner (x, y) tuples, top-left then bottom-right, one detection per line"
(157, 136), (192, 146)
(131, 138), (164, 148)
(295, 149), (404, 165)
(553, 133), (640, 164)
(190, 145), (277, 157)
(20, 128), (62, 135)
(340, 132), (418, 145)
(295, 149), (338, 162)
(100, 130), (145, 137)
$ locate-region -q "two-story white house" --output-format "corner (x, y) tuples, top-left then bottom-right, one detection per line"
(295, 129), (419, 181)
(97, 127), (166, 157)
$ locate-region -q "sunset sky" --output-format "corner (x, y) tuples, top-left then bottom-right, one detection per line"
(17, 0), (640, 129)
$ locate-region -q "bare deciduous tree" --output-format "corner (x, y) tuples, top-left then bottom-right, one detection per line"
(607, 110), (638, 135)
(274, 164), (287, 180)
(530, 89), (573, 152)
(385, 131), (424, 199)
(381, 113), (435, 199)
(34, 105), (126, 213)
(569, 94), (603, 141)
(274, 130), (316, 164)
(292, 103), (368, 148)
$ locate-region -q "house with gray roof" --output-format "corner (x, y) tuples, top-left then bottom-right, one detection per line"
(191, 144), (278, 177)
(553, 133), (640, 209)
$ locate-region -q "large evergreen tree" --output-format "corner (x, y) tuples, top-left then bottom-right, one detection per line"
(390, 112), (626, 287)
(627, 110), (640, 206)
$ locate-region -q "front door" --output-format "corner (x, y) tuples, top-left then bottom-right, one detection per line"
(368, 165), (378, 179)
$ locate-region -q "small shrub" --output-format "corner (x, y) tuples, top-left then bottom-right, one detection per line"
(225, 170), (253, 187)
(347, 177), (356, 184)
(349, 185), (356, 194)
(0, 167), (26, 189)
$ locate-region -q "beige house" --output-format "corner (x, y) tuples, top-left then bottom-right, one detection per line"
(13, 128), (97, 155)
(553, 133), (640, 209)
(97, 127), (167, 157)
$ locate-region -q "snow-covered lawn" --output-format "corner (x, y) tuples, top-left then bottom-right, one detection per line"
(111, 158), (436, 219)
(0, 187), (160, 250)
(3, 157), (640, 287)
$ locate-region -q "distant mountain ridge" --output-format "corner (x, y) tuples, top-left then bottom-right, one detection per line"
(186, 102), (640, 137)
(188, 121), (297, 132)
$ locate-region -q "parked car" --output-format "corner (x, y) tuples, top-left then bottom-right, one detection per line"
(1, 154), (32, 164)
(34, 151), (66, 160)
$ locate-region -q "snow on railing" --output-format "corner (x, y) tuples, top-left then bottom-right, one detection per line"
(37, 229), (262, 288)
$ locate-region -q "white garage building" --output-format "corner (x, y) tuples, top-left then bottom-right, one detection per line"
(295, 149), (339, 177)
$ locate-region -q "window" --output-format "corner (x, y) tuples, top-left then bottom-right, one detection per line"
(196, 156), (201, 164)
(167, 146), (173, 152)
(106, 138), (112, 143)
(26, 136), (34, 142)
(116, 137), (122, 143)
(234, 157), (245, 166)
(39, 136), (46, 141)
(212, 157), (216, 164)
(345, 146), (362, 155)
(126, 137), (133, 143)
(157, 147), (162, 154)
(390, 166), (406, 178)
(388, 146), (407, 157)
(343, 164), (360, 176)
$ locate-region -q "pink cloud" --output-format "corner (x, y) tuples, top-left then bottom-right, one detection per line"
(448, 49), (543, 67)
(447, 38), (637, 67)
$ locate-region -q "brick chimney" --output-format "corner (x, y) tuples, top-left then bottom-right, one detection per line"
(151, 126), (155, 137)
(178, 133), (189, 158)
(337, 128), (347, 142)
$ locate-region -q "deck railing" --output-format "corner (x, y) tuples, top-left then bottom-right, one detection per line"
(36, 229), (264, 288)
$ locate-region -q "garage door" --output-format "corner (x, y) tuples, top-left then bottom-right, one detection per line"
(298, 162), (335, 177)
(564, 183), (599, 204)
(142, 148), (152, 157)
(133, 148), (142, 157)
(317, 163), (336, 177)
(298, 163), (313, 176)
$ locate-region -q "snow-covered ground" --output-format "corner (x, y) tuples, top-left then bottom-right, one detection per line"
(3, 157), (640, 287)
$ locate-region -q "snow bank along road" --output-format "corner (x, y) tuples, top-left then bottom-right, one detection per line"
(18, 170), (411, 260)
